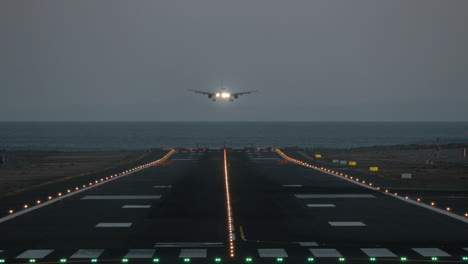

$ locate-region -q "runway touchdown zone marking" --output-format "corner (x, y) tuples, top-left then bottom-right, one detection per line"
(124, 249), (155, 258)
(95, 223), (132, 228)
(16, 250), (53, 259)
(70, 249), (104, 259)
(329, 221), (366, 226)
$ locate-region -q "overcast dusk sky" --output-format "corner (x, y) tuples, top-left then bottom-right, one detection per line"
(1, 0), (467, 121)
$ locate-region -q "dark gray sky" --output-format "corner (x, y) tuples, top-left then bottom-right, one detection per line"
(1, 0), (467, 121)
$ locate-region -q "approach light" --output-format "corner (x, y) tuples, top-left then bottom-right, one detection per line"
(216, 93), (221, 98)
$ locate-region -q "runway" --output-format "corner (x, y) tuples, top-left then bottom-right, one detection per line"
(0, 148), (467, 264)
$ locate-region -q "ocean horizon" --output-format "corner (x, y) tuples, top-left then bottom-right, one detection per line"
(1, 121), (467, 151)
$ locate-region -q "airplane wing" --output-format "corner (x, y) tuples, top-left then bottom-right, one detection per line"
(232, 90), (259, 96)
(188, 89), (214, 96)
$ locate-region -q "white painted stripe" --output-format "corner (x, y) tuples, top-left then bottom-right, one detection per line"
(154, 242), (223, 248)
(296, 194), (375, 199)
(96, 223), (132, 227)
(296, 242), (319, 247)
(124, 249), (155, 259)
(70, 249), (104, 259)
(283, 185), (303, 187)
(0, 151), (174, 224)
(153, 185), (172, 188)
(361, 248), (397, 257)
(329, 221), (366, 226)
(16, 250), (54, 259)
(412, 248), (451, 257)
(307, 204), (336, 208)
(258, 248), (288, 257)
(276, 150), (468, 224)
(179, 249), (207, 258)
(82, 195), (161, 200)
(122, 205), (151, 209)
(309, 248), (342, 257)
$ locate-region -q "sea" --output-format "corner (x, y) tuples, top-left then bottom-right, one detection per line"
(0, 122), (467, 151)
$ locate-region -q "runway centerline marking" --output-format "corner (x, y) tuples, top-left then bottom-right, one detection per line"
(283, 184), (303, 187)
(95, 223), (132, 227)
(296, 242), (319, 247)
(329, 221), (366, 226)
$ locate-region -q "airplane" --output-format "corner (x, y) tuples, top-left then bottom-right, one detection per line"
(188, 86), (258, 102)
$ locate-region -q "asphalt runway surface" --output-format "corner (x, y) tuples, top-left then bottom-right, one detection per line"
(0, 149), (467, 264)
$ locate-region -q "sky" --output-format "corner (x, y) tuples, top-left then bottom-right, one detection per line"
(1, 0), (467, 121)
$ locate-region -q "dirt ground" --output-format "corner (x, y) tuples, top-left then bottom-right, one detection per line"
(302, 143), (468, 189)
(0, 150), (149, 197)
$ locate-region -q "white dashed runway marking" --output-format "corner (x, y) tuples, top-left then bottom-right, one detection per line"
(95, 223), (132, 228)
(309, 248), (342, 257)
(82, 195), (161, 200)
(153, 185), (172, 188)
(122, 205), (151, 209)
(295, 194), (375, 199)
(283, 185), (303, 187)
(16, 250), (54, 259)
(307, 204), (336, 208)
(296, 242), (319, 247)
(124, 249), (155, 258)
(179, 249), (207, 258)
(412, 248), (451, 257)
(361, 248), (397, 257)
(329, 222), (366, 226)
(258, 249), (288, 257)
(70, 249), (104, 259)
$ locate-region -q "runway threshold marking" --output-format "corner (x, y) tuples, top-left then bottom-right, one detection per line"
(0, 150), (175, 224)
(179, 249), (207, 258)
(16, 250), (54, 259)
(412, 248), (451, 257)
(223, 149), (236, 258)
(309, 248), (343, 257)
(70, 249), (104, 258)
(276, 149), (468, 224)
(257, 248), (288, 257)
(361, 248), (397, 257)
(124, 249), (155, 258)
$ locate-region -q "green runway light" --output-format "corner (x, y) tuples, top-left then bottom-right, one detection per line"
(214, 258), (221, 262)
(339, 257), (345, 262)
(245, 257), (253, 262)
(184, 258), (190, 263)
(29, 259), (36, 263)
(0, 259), (5, 263)
(400, 257), (407, 262)
(307, 257), (314, 262)
(152, 258), (160, 263)
(276, 258), (283, 262)
(463, 256), (468, 261)
(431, 257), (438, 261)
(122, 259), (129, 263)
(60, 259), (67, 263)
(370, 257), (376, 262)
(91, 259), (98, 263)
